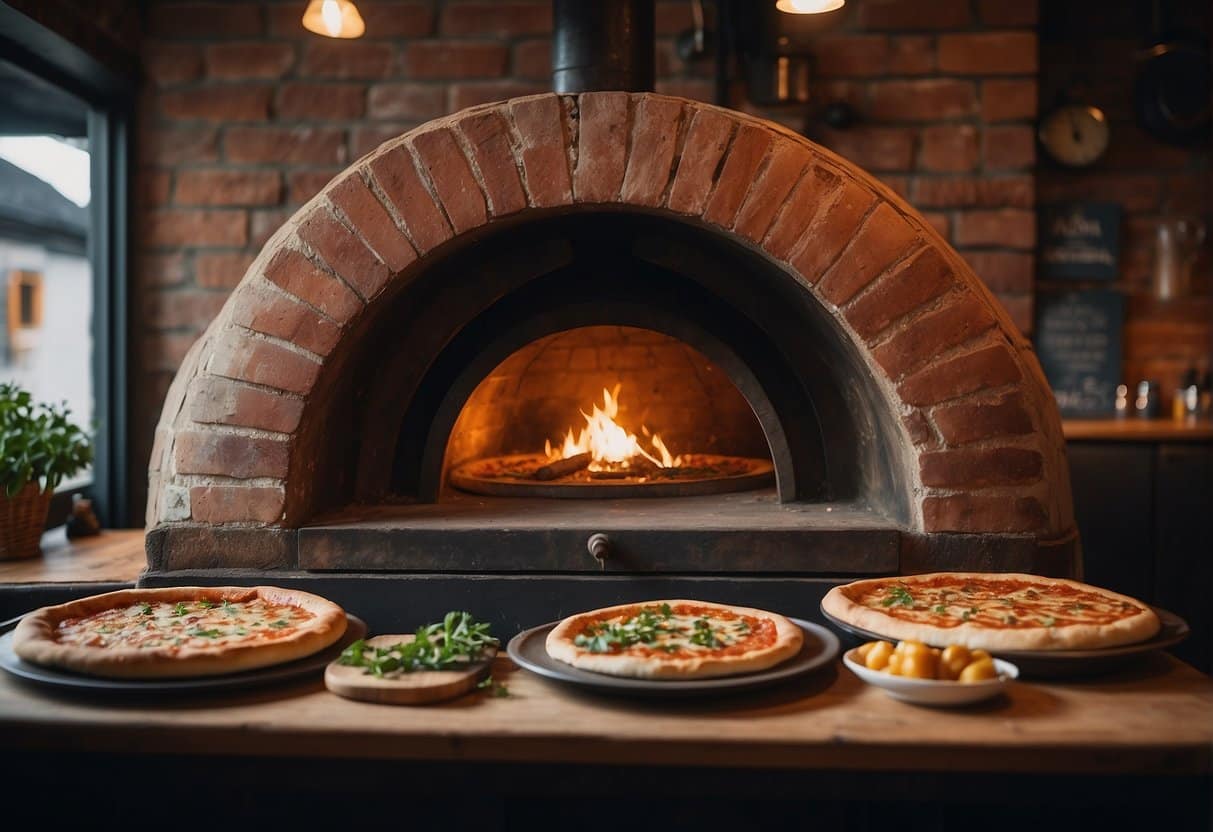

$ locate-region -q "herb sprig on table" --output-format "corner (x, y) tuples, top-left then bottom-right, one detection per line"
(338, 611), (498, 677)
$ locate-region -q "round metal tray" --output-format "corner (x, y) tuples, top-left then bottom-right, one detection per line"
(507, 617), (838, 697)
(0, 615), (367, 693)
(820, 605), (1189, 679)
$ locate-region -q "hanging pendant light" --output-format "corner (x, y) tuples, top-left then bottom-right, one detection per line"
(775, 0), (845, 13)
(302, 0), (366, 38)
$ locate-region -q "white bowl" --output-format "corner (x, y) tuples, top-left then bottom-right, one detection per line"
(842, 647), (1018, 706)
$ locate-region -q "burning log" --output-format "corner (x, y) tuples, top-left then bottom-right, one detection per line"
(533, 452), (592, 481)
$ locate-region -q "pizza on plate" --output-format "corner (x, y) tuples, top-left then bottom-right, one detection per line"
(12, 586), (348, 679)
(545, 599), (803, 680)
(821, 573), (1160, 652)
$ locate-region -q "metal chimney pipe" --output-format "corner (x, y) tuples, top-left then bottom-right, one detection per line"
(552, 0), (656, 93)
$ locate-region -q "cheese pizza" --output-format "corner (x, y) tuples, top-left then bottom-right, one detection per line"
(545, 599), (803, 679)
(822, 573), (1160, 651)
(12, 586), (348, 679)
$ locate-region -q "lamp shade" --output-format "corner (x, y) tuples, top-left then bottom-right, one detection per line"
(302, 0), (365, 38)
(775, 0), (845, 13)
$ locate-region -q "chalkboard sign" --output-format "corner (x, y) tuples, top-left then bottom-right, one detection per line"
(1034, 289), (1124, 417)
(1038, 202), (1121, 281)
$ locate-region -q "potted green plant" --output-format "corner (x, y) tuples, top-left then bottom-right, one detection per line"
(0, 382), (93, 559)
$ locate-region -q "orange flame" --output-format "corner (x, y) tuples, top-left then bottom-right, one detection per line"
(545, 384), (681, 470)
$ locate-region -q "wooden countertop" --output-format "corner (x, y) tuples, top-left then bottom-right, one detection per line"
(0, 650), (1209, 776)
(0, 528), (145, 585)
(1063, 418), (1213, 441)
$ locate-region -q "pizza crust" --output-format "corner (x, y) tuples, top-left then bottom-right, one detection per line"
(545, 599), (804, 680)
(12, 586), (348, 679)
(822, 573), (1160, 652)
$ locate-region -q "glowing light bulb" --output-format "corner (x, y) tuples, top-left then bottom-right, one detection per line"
(321, 0), (342, 36)
(775, 0), (845, 13)
(301, 0), (365, 38)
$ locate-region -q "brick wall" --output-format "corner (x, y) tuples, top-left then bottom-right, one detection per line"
(1039, 0), (1211, 402)
(133, 0), (1040, 519)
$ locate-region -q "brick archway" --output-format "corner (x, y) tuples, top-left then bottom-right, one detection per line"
(149, 92), (1074, 541)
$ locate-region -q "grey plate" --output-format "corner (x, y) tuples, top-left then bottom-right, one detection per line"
(507, 617), (838, 697)
(0, 615), (367, 693)
(820, 605), (1189, 679)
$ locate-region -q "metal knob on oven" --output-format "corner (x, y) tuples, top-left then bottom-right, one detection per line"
(587, 533), (611, 570)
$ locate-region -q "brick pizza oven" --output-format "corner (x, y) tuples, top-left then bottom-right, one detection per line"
(141, 6), (1076, 621)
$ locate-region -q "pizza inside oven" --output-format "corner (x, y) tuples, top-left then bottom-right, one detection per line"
(12, 586), (348, 679)
(545, 599), (804, 680)
(822, 573), (1161, 652)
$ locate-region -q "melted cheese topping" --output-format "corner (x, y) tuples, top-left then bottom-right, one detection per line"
(574, 603), (777, 658)
(852, 577), (1147, 630)
(55, 598), (314, 651)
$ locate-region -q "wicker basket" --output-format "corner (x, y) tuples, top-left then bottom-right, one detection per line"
(0, 482), (53, 560)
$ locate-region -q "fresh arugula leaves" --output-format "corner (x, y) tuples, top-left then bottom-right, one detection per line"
(338, 611), (498, 678)
(188, 628), (223, 638)
(197, 599), (217, 609)
(172, 602), (189, 617)
(139, 603), (154, 616)
(881, 584), (915, 608)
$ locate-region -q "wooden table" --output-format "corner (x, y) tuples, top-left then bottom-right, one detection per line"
(0, 529), (144, 619)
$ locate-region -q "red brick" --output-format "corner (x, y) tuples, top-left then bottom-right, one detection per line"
(190, 486), (284, 524)
(205, 43), (295, 79)
(911, 175), (1033, 208)
(350, 125), (417, 160)
(175, 170), (281, 206)
(142, 332), (197, 372)
(938, 33), (1038, 75)
(268, 2), (432, 38)
(403, 41), (508, 79)
(978, 0), (1038, 26)
(188, 376), (305, 434)
(195, 252), (255, 290)
(297, 207), (390, 300)
(174, 430), (289, 478)
(301, 41), (394, 79)
(763, 165), (842, 260)
(617, 96), (684, 208)
(368, 83), (447, 120)
(262, 246), (363, 323)
(457, 110), (528, 217)
(1038, 173), (1161, 213)
(859, 0), (971, 29)
(161, 87), (270, 122)
(368, 145), (453, 252)
(668, 108), (734, 215)
(919, 125), (978, 172)
(844, 246), (956, 339)
(228, 285), (342, 358)
(449, 81), (547, 110)
(954, 209), (1036, 248)
(898, 343), (1022, 406)
(734, 141), (813, 243)
(224, 126), (347, 165)
(142, 210), (247, 248)
(983, 125), (1036, 170)
(703, 124), (773, 227)
(922, 446), (1042, 487)
(287, 170), (341, 205)
(962, 251), (1033, 293)
(147, 3), (262, 38)
(440, 2), (551, 36)
(981, 80), (1037, 122)
(921, 211), (950, 238)
(922, 494), (1047, 533)
(411, 128), (487, 233)
(508, 95), (572, 209)
(788, 181), (877, 285)
(903, 410), (936, 446)
(143, 43), (202, 85)
(140, 126), (218, 165)
(574, 92), (630, 203)
(327, 173), (418, 271)
(813, 125), (916, 172)
(514, 39), (550, 80)
(141, 290), (228, 330)
(139, 253), (188, 287)
(933, 393), (1035, 446)
(813, 36), (889, 78)
(870, 80), (976, 121)
(139, 170), (172, 207)
(872, 293), (997, 379)
(208, 332), (322, 397)
(276, 83), (364, 120)
(888, 36), (934, 75)
(818, 202), (920, 306)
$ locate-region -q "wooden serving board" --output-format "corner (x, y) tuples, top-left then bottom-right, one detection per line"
(324, 634), (495, 705)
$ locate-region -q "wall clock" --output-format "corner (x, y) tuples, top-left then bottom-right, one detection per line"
(1038, 104), (1110, 168)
